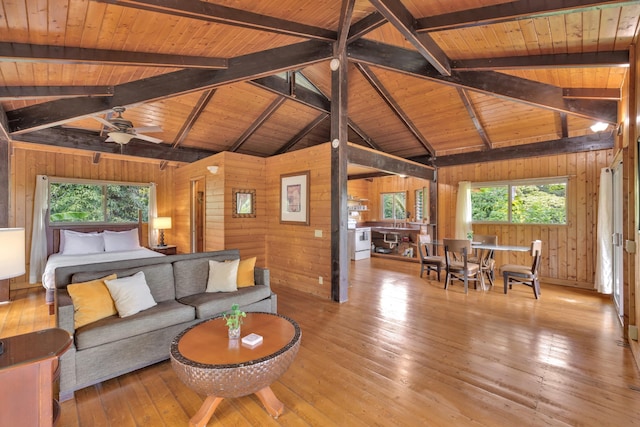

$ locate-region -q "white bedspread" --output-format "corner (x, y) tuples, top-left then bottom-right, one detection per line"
(42, 248), (165, 290)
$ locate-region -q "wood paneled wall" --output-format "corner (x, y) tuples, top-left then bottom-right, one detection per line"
(347, 179), (371, 222)
(363, 175), (431, 223)
(172, 152), (267, 266)
(437, 150), (613, 289)
(266, 144), (332, 298)
(8, 142), (175, 289)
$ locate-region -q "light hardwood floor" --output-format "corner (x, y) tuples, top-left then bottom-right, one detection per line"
(1, 257), (639, 426)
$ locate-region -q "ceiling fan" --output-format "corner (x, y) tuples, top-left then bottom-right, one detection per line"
(91, 106), (163, 145)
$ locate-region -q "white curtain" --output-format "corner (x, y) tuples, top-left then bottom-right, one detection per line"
(148, 183), (158, 248)
(595, 168), (613, 294)
(29, 175), (48, 284)
(455, 181), (472, 239)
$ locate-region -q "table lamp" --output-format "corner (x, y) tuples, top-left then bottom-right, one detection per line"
(0, 228), (25, 353)
(153, 217), (172, 247)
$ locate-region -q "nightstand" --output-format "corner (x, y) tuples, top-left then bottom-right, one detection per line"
(151, 245), (177, 255)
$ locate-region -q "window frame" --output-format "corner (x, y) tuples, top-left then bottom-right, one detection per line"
(470, 176), (568, 225)
(48, 177), (151, 226)
(380, 191), (407, 221)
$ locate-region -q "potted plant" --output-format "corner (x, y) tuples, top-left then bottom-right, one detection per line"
(223, 303), (246, 339)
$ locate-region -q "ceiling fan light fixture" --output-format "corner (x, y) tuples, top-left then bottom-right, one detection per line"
(108, 131), (135, 145)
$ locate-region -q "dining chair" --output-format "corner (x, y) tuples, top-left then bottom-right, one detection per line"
(443, 238), (483, 293)
(500, 240), (542, 298)
(417, 234), (445, 281)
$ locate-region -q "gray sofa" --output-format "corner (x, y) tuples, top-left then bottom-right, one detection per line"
(54, 249), (276, 401)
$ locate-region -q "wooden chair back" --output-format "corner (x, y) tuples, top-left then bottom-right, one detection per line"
(530, 240), (543, 274)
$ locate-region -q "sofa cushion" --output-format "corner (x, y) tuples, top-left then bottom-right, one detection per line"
(67, 274), (117, 329)
(71, 263), (176, 302)
(206, 259), (239, 292)
(178, 285), (271, 319)
(173, 254), (239, 299)
(104, 272), (157, 318)
(74, 300), (195, 351)
(237, 257), (256, 288)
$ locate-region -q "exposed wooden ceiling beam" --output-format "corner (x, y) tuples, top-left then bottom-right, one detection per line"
(348, 39), (617, 123)
(347, 12), (387, 43)
(0, 42), (227, 69)
(337, 0), (356, 51)
(368, 0), (451, 76)
(249, 76), (331, 112)
(12, 128), (216, 163)
(275, 113), (329, 155)
(6, 40), (333, 133)
(355, 63), (435, 156)
(456, 88), (492, 150)
(348, 144), (435, 180)
(95, 0), (336, 41)
(0, 85), (114, 100)
(560, 113), (569, 138)
(171, 89), (216, 149)
(452, 51), (629, 71)
(229, 97), (286, 152)
(347, 171), (391, 180)
(416, 0), (637, 32)
(252, 75), (383, 153)
(411, 134), (614, 167)
(563, 88), (621, 100)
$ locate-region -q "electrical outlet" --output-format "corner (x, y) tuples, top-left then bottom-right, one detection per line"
(318, 276), (323, 285)
(315, 229), (322, 238)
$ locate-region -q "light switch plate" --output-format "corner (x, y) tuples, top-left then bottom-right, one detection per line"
(315, 229), (322, 238)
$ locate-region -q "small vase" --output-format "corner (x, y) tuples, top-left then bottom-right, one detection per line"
(228, 326), (241, 340)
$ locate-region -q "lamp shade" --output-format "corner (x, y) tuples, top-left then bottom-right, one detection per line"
(0, 228), (25, 280)
(153, 217), (172, 230)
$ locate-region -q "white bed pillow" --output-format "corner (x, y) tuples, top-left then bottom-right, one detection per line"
(103, 229), (141, 252)
(206, 259), (240, 292)
(61, 231), (105, 255)
(60, 229), (101, 254)
(104, 271), (157, 317)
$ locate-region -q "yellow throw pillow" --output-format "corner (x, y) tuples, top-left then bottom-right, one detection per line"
(237, 257), (256, 288)
(67, 274), (117, 329)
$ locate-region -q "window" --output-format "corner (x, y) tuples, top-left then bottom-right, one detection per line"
(381, 192), (406, 220)
(415, 188), (424, 221)
(49, 178), (150, 224)
(471, 178), (567, 225)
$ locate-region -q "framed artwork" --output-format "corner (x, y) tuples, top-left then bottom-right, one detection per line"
(280, 171), (310, 225)
(232, 188), (256, 218)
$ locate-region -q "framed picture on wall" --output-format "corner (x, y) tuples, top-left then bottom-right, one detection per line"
(232, 188), (256, 218)
(280, 171), (310, 225)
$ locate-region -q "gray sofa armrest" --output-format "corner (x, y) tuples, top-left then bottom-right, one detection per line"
(255, 267), (270, 288)
(56, 290), (76, 337)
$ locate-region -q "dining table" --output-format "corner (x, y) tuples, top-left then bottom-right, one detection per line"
(427, 239), (530, 290)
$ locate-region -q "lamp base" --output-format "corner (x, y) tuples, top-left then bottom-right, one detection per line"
(158, 230), (166, 247)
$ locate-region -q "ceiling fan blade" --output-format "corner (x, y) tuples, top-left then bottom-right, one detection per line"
(133, 133), (163, 144)
(91, 116), (118, 129)
(131, 126), (163, 133)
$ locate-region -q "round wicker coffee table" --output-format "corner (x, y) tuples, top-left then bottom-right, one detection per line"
(170, 312), (301, 427)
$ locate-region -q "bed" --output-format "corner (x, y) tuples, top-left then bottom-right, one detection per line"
(43, 222), (164, 306)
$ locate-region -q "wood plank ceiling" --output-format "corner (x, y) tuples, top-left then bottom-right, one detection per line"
(0, 0), (637, 168)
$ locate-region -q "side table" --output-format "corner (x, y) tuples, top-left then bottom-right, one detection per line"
(151, 244), (177, 255)
(0, 328), (72, 427)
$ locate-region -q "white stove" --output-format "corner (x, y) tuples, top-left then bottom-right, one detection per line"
(348, 226), (371, 260)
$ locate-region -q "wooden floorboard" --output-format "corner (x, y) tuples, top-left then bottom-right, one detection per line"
(1, 257), (639, 426)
